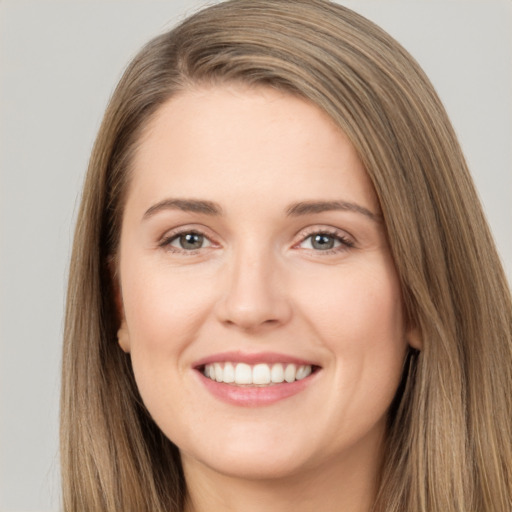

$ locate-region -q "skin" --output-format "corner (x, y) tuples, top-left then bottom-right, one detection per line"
(116, 85), (420, 512)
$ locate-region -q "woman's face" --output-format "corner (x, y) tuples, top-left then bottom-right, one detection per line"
(117, 85), (416, 482)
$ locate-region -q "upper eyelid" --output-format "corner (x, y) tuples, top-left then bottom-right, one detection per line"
(157, 224), (355, 247)
(158, 228), (218, 256)
(294, 225), (354, 242)
(159, 224), (217, 241)
(157, 227), (218, 254)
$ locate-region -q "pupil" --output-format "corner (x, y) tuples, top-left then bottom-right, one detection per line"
(312, 234), (334, 250)
(180, 233), (203, 249)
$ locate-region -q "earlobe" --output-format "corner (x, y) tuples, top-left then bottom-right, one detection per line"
(117, 319), (131, 353)
(109, 256), (130, 352)
(407, 325), (422, 351)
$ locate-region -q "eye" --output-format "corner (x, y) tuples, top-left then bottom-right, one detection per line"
(162, 231), (213, 251)
(298, 230), (354, 253)
(304, 233), (339, 250)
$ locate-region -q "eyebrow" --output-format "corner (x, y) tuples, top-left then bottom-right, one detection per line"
(286, 200), (381, 222)
(143, 197), (381, 223)
(143, 198), (223, 219)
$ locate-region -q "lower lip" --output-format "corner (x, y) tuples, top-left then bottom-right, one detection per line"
(196, 371), (318, 407)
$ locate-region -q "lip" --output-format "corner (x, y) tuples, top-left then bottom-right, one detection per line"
(192, 351), (321, 407)
(193, 350), (319, 368)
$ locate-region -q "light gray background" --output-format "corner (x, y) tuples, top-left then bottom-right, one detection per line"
(1, 1), (510, 510)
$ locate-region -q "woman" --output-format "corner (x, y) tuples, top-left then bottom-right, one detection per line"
(60, 1), (512, 511)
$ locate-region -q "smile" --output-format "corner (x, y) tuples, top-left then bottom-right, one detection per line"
(194, 354), (321, 407)
(203, 362), (313, 386)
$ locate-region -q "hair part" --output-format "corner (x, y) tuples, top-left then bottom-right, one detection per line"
(61, 1), (512, 510)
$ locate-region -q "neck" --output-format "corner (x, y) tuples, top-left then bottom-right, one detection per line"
(182, 438), (383, 512)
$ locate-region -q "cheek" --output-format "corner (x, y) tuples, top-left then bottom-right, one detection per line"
(294, 264), (407, 439)
(296, 263), (405, 350)
(117, 243), (222, 423)
(119, 264), (218, 429)
(297, 261), (407, 395)
(120, 258), (218, 360)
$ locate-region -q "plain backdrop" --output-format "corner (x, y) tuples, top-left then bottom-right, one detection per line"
(1, 1), (510, 510)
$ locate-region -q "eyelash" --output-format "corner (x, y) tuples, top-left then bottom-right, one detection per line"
(159, 229), (213, 254)
(158, 227), (355, 256)
(295, 228), (355, 255)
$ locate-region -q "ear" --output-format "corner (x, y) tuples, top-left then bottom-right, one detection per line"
(406, 325), (422, 351)
(117, 318), (131, 353)
(109, 255), (131, 353)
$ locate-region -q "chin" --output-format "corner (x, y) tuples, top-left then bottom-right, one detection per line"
(193, 449), (310, 482)
(178, 424), (316, 481)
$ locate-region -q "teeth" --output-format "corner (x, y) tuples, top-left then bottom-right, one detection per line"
(296, 365), (312, 380)
(223, 362), (235, 383)
(235, 363), (252, 384)
(271, 363), (284, 383)
(203, 362), (313, 386)
(284, 363), (296, 383)
(253, 364), (271, 385)
(214, 363), (223, 382)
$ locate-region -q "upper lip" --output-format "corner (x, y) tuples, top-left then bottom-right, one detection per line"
(193, 351), (320, 369)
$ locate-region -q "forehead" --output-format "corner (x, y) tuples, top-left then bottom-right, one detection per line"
(128, 85), (378, 215)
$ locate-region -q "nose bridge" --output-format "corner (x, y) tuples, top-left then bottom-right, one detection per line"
(217, 238), (290, 330)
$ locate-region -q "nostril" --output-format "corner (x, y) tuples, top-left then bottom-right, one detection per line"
(223, 316), (282, 331)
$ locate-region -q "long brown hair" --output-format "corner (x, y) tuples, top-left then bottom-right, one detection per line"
(61, 1), (512, 510)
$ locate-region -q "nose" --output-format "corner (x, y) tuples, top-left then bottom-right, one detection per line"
(215, 247), (292, 332)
